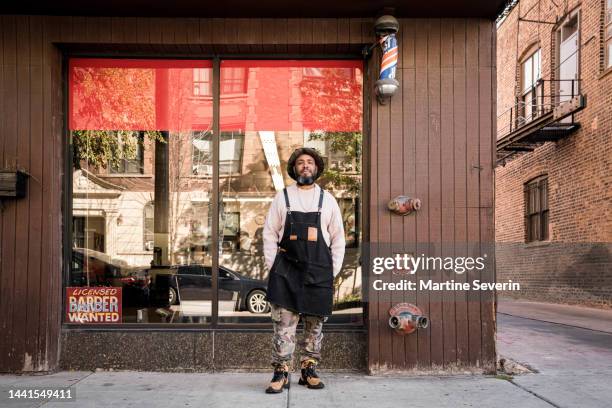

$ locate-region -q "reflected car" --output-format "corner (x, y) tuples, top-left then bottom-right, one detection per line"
(157, 265), (270, 314)
(70, 248), (150, 307)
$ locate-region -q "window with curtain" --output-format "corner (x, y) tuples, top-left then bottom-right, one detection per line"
(525, 175), (549, 242)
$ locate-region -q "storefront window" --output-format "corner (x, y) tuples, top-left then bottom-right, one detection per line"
(68, 59), (214, 324)
(67, 58), (363, 326)
(217, 60), (363, 324)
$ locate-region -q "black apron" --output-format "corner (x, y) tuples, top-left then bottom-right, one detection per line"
(265, 187), (334, 317)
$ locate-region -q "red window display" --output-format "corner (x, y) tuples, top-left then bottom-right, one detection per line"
(69, 59), (363, 132)
(220, 60), (363, 132)
(69, 59), (213, 132)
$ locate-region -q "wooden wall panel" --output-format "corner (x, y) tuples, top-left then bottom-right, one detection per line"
(465, 21), (483, 366)
(0, 15), (495, 373)
(452, 19), (470, 365)
(427, 19), (444, 368)
(401, 20), (418, 369)
(390, 53), (405, 368)
(414, 18), (432, 369)
(366, 52), (380, 370)
(0, 16), (4, 371)
(13, 15), (31, 373)
(1, 15), (19, 372)
(367, 18), (496, 372)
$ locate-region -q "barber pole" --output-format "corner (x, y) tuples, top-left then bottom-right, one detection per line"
(379, 34), (398, 81)
(375, 32), (400, 103)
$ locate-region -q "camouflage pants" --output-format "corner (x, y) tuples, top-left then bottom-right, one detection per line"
(270, 303), (324, 367)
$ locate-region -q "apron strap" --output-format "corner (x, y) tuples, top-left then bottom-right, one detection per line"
(283, 188), (291, 214)
(317, 187), (325, 215)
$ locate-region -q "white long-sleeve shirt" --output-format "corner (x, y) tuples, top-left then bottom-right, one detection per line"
(263, 183), (346, 277)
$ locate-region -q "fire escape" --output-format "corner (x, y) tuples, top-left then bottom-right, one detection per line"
(496, 78), (585, 166)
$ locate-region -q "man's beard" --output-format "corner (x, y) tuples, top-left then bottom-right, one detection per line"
(296, 166), (317, 186)
(297, 175), (315, 186)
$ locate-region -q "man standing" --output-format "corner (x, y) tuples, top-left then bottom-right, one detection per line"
(263, 147), (345, 393)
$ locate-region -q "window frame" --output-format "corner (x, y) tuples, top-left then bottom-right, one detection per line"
(191, 130), (245, 177)
(519, 48), (542, 124)
(524, 175), (549, 243)
(64, 57), (366, 330)
(193, 67), (212, 97)
(604, 0), (612, 71)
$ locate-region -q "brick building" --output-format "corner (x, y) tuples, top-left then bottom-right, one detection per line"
(495, 0), (612, 306)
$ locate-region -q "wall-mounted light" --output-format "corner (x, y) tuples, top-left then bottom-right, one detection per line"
(374, 15), (400, 104)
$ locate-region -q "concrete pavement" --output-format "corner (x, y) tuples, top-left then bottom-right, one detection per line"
(496, 300), (612, 408)
(0, 370), (552, 408)
(2, 300), (611, 407)
(497, 298), (612, 333)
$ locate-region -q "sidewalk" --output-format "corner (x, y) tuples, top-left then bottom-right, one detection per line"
(2, 300), (611, 407)
(497, 298), (612, 333)
(0, 370), (551, 408)
(497, 299), (612, 408)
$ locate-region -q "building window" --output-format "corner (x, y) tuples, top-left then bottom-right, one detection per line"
(605, 0), (612, 69)
(520, 48), (542, 124)
(194, 67), (247, 96)
(143, 202), (154, 251)
(192, 131), (245, 176)
(193, 68), (211, 96)
(109, 131), (144, 174)
(557, 11), (580, 109)
(221, 67), (248, 94)
(524, 176), (549, 242)
(68, 58), (363, 326)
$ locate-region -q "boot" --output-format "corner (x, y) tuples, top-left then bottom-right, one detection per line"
(299, 359), (325, 389)
(265, 363), (290, 394)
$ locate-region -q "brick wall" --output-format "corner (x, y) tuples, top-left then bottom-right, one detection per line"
(496, 0), (612, 307)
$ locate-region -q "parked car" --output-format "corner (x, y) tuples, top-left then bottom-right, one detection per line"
(70, 248), (150, 307)
(152, 264), (270, 314)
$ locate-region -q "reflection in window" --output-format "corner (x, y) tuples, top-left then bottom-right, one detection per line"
(217, 61), (364, 324)
(193, 68), (211, 96)
(73, 216), (105, 252)
(143, 202), (154, 251)
(67, 58), (363, 325)
(109, 131), (144, 174)
(69, 59), (215, 325)
(221, 67), (248, 94)
(192, 131), (245, 176)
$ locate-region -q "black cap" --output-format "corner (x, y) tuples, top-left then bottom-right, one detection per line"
(287, 147), (325, 181)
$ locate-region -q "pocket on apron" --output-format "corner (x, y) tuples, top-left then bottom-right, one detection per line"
(304, 263), (334, 288)
(290, 222), (317, 241)
(270, 252), (299, 279)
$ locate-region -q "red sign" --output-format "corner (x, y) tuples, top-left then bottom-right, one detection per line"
(65, 287), (122, 324)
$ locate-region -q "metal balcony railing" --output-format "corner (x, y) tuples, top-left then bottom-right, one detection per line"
(496, 78), (585, 165)
(497, 78), (582, 140)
